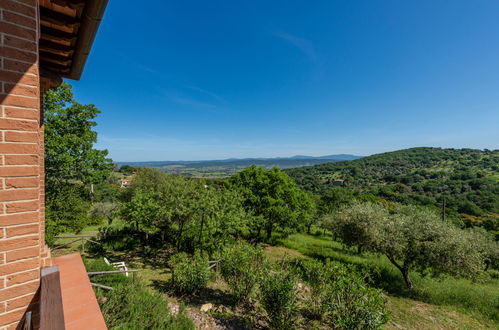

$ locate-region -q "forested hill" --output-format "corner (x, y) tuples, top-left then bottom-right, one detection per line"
(286, 148), (499, 227)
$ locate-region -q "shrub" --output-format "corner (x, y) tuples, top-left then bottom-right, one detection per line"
(289, 258), (337, 319)
(325, 270), (389, 329)
(290, 258), (389, 328)
(259, 269), (298, 329)
(170, 252), (211, 294)
(84, 258), (194, 329)
(100, 283), (194, 329)
(220, 241), (264, 302)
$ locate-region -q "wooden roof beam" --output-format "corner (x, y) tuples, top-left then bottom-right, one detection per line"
(40, 61), (71, 73)
(40, 25), (77, 43)
(39, 39), (74, 54)
(51, 0), (86, 10)
(40, 51), (72, 65)
(40, 6), (79, 27)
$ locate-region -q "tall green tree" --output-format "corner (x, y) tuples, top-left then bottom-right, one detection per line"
(44, 82), (113, 185)
(231, 165), (314, 239)
(44, 82), (112, 243)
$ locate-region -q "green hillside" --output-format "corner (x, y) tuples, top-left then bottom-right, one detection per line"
(286, 147), (499, 230)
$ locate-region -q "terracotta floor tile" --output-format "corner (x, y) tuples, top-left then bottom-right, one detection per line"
(52, 253), (107, 330)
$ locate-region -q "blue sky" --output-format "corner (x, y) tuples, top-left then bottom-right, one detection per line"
(70, 0), (499, 161)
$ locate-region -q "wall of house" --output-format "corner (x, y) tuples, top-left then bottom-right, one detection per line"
(0, 0), (48, 328)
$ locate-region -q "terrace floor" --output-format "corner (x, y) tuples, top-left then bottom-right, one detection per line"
(52, 253), (107, 330)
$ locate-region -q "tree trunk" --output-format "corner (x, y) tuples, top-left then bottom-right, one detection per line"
(387, 255), (414, 289)
(177, 221), (185, 251)
(401, 269), (413, 289)
(197, 214), (205, 249)
(266, 223), (273, 240)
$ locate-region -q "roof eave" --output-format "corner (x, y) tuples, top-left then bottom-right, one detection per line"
(65, 0), (109, 80)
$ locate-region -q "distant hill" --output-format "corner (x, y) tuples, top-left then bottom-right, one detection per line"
(286, 147), (499, 228)
(117, 154), (362, 175)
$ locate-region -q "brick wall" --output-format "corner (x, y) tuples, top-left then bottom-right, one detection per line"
(0, 0), (46, 328)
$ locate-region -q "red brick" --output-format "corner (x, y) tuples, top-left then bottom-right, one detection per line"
(6, 292), (38, 312)
(6, 224), (38, 237)
(0, 260), (39, 279)
(0, 236), (38, 254)
(2, 9), (37, 30)
(4, 132), (38, 143)
(4, 155), (38, 165)
(0, 21), (36, 42)
(3, 34), (37, 52)
(0, 210), (38, 224)
(0, 94), (38, 108)
(0, 166), (38, 177)
(6, 200), (37, 213)
(0, 118), (37, 130)
(0, 46), (37, 64)
(0, 70), (38, 86)
(6, 247), (39, 263)
(0, 143), (38, 154)
(0, 0), (37, 18)
(4, 107), (39, 120)
(0, 280), (38, 304)
(2, 59), (38, 75)
(6, 0), (37, 6)
(5, 178), (38, 189)
(0, 308), (26, 327)
(3, 83), (38, 98)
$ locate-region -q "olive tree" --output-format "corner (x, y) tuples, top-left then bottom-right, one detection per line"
(332, 202), (497, 289)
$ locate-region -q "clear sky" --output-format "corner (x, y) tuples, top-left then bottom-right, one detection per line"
(70, 0), (499, 162)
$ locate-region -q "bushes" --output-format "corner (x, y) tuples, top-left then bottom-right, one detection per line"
(84, 258), (194, 329)
(100, 284), (193, 329)
(325, 270), (388, 329)
(219, 242), (264, 302)
(259, 270), (298, 330)
(290, 258), (389, 329)
(170, 252), (211, 294)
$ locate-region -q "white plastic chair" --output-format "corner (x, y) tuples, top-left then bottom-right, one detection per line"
(104, 257), (129, 276)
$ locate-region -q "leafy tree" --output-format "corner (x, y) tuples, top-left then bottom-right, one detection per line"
(89, 202), (119, 225)
(123, 168), (249, 253)
(45, 182), (91, 245)
(44, 82), (112, 185)
(231, 165), (315, 239)
(43, 82), (112, 241)
(119, 164), (137, 176)
(327, 201), (387, 254)
(120, 189), (164, 233)
(333, 202), (497, 288)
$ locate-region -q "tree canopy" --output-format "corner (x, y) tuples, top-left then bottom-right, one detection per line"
(44, 82), (113, 243)
(330, 201), (498, 288)
(230, 165), (315, 239)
